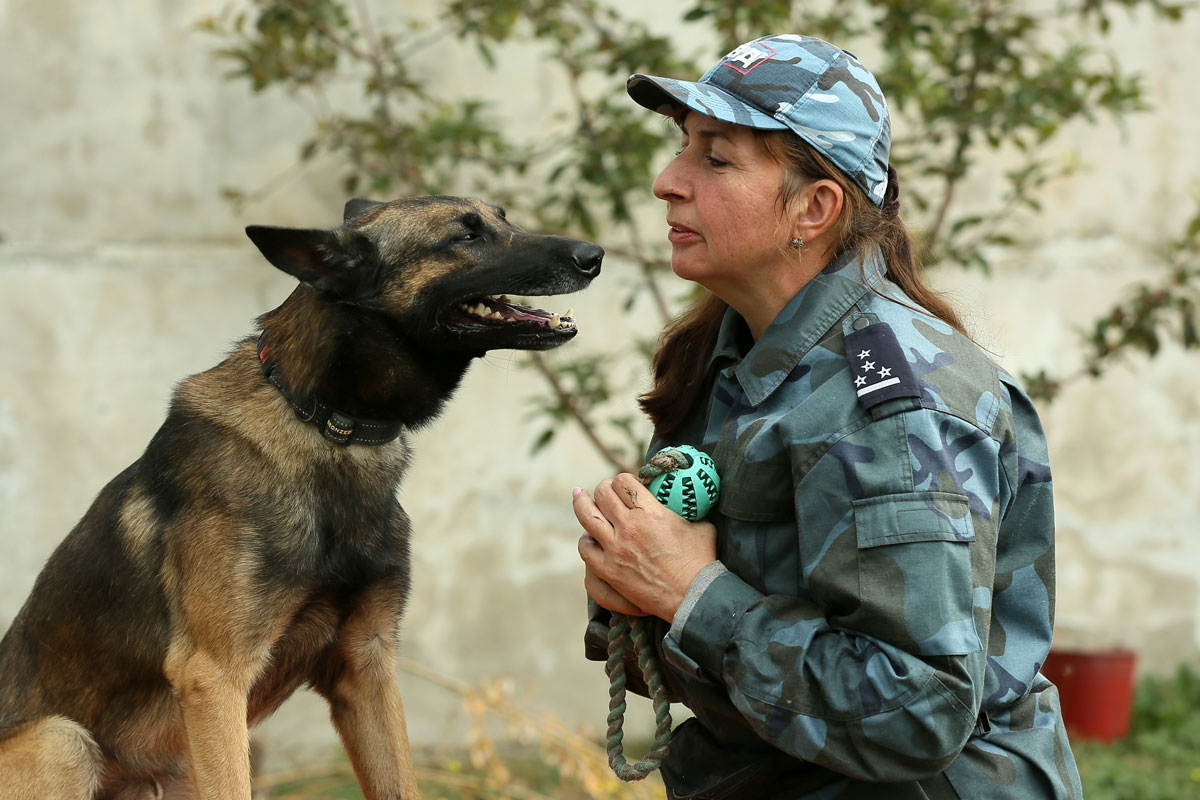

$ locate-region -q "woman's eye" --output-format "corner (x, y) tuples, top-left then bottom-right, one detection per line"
(706, 156), (729, 168)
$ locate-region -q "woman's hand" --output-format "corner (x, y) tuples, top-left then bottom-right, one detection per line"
(574, 472), (717, 623)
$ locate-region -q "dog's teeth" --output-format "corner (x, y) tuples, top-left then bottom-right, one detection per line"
(473, 304), (488, 316)
(565, 308), (574, 319)
(499, 295), (511, 303)
(505, 316), (517, 322)
(490, 311), (503, 320)
(549, 314), (560, 329)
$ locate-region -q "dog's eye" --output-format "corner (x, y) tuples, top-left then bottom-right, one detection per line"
(458, 232), (482, 242)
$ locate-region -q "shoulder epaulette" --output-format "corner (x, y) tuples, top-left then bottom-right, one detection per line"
(844, 319), (922, 410)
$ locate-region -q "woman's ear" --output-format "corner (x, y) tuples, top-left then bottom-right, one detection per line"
(792, 179), (844, 245)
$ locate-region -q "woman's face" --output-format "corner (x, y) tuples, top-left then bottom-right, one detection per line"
(653, 112), (792, 295)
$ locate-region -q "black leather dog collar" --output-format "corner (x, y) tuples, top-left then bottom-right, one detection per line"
(256, 335), (403, 446)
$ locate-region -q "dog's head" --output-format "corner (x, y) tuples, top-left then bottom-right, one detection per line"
(246, 196), (602, 353)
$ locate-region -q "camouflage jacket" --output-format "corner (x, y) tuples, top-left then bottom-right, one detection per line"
(630, 249), (1082, 798)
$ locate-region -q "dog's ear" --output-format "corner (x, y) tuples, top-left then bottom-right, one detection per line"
(344, 197), (386, 224)
(246, 225), (378, 299)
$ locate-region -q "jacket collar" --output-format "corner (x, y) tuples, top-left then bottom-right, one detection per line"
(710, 248), (885, 407)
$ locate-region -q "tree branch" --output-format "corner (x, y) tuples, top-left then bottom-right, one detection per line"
(923, 2), (990, 258)
(529, 353), (637, 475)
(623, 221), (674, 326)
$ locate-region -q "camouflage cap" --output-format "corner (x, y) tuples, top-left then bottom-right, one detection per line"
(627, 34), (891, 206)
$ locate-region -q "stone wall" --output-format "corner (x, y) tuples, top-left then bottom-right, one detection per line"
(2, 0), (1197, 771)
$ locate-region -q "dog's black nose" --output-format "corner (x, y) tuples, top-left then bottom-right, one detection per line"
(572, 243), (604, 278)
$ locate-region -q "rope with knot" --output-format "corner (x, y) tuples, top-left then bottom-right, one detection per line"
(605, 612), (675, 780)
(604, 448), (691, 780)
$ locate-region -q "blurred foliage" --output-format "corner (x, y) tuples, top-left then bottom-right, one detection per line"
(1025, 193), (1200, 401)
(1074, 663), (1200, 799)
(200, 0), (1196, 462)
(255, 658), (663, 799)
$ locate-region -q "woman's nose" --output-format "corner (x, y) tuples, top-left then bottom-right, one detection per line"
(653, 157), (686, 203)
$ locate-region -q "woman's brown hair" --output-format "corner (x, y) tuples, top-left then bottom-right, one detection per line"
(638, 129), (965, 438)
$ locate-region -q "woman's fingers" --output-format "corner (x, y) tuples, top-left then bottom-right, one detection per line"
(609, 472), (649, 509)
(572, 486), (614, 545)
(594, 473), (662, 523)
(575, 474), (717, 620)
(591, 478), (626, 520)
(579, 534), (645, 616)
(585, 572), (646, 616)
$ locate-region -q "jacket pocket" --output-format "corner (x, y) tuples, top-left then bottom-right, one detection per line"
(852, 491), (981, 656)
(707, 445), (801, 596)
(711, 435), (794, 523)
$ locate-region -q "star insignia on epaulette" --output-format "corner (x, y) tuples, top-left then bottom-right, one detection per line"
(844, 319), (922, 410)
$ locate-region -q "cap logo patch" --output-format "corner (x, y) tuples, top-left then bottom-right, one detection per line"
(720, 42), (776, 74)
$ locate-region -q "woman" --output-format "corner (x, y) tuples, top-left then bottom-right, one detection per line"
(573, 34), (1082, 799)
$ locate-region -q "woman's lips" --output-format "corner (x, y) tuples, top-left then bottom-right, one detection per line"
(667, 223), (700, 244)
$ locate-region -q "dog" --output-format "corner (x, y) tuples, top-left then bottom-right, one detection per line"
(0, 195), (602, 800)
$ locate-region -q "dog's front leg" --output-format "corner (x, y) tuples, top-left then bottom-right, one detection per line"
(320, 584), (420, 800)
(166, 646), (255, 800)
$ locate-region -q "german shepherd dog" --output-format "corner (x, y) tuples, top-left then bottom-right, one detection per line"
(0, 196), (602, 800)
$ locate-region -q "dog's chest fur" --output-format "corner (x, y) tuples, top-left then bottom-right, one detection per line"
(173, 341), (417, 601)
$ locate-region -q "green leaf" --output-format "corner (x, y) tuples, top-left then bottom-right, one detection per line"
(531, 428), (556, 455)
(476, 40), (496, 68)
(299, 139), (320, 162)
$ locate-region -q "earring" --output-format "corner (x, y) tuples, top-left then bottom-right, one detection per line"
(790, 236), (804, 250)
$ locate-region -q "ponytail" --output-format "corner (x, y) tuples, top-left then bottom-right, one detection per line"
(875, 163), (964, 336)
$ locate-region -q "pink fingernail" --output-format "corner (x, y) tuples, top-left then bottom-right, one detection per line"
(572, 487), (583, 497)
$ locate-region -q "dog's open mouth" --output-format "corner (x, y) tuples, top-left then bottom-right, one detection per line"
(449, 295), (577, 332)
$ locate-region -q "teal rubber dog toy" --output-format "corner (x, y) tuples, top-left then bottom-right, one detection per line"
(636, 445), (720, 521)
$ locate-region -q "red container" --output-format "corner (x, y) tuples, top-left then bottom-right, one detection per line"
(1042, 648), (1137, 743)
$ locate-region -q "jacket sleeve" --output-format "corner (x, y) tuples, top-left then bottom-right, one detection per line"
(661, 406), (1002, 782)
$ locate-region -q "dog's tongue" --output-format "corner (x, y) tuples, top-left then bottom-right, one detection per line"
(464, 296), (576, 329)
(491, 298), (551, 323)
